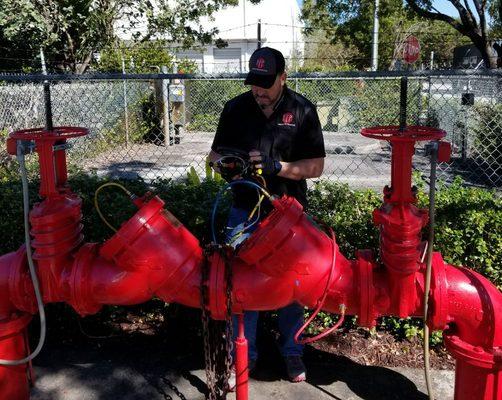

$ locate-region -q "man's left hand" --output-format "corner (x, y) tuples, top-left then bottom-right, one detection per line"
(249, 150), (282, 176)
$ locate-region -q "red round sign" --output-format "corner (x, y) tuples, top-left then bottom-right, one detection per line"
(403, 35), (420, 64)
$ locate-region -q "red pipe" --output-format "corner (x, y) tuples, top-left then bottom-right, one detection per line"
(1, 190), (501, 400)
(442, 264), (502, 400)
(0, 314), (32, 400)
(235, 314), (249, 400)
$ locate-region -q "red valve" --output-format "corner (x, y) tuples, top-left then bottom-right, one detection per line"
(7, 127), (89, 197)
(1, 123), (501, 400)
(7, 127), (88, 155)
(361, 125), (446, 142)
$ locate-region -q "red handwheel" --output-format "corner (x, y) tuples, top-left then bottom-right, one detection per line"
(9, 126), (88, 142)
(361, 125), (446, 142)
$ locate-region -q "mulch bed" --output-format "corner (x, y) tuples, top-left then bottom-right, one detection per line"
(43, 303), (455, 371)
(311, 328), (455, 370)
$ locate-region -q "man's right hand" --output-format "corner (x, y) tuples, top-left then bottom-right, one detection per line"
(249, 150), (282, 176)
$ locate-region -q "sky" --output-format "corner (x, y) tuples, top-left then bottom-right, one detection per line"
(295, 1), (461, 18)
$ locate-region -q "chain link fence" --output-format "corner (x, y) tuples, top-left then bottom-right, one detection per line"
(0, 70), (500, 189)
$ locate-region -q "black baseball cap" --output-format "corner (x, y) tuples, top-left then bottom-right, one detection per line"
(244, 47), (286, 89)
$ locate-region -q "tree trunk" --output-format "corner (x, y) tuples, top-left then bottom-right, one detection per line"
(480, 41), (498, 69)
(75, 52), (94, 74)
(469, 34), (497, 69)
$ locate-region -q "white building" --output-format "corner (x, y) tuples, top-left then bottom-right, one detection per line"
(116, 0), (304, 73)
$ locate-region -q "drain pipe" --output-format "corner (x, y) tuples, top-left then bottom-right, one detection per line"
(423, 141), (439, 400)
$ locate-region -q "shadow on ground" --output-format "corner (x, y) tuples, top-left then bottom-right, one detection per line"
(31, 307), (429, 400)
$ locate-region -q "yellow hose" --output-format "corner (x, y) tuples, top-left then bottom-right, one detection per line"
(248, 175), (267, 222)
(94, 182), (133, 232)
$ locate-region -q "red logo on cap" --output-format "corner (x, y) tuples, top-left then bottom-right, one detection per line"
(282, 112), (294, 125)
(256, 57), (266, 69)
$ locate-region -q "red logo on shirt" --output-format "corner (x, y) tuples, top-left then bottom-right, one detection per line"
(282, 112), (294, 125)
(256, 57), (266, 69)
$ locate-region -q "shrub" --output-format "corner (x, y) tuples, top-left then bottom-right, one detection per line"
(307, 181), (381, 258)
(417, 176), (502, 287)
(187, 113), (220, 132)
(185, 79), (245, 130)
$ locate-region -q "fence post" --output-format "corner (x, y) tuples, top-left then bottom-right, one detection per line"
(40, 48), (53, 131)
(121, 53), (130, 146)
(460, 92), (475, 162)
(426, 75), (432, 124)
(161, 66), (171, 146)
(399, 76), (408, 130)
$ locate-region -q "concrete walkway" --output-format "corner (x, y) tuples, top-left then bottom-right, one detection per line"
(82, 131), (393, 190)
(31, 332), (454, 400)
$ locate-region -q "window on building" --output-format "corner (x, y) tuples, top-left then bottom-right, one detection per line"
(175, 50), (204, 73)
(213, 48), (242, 73)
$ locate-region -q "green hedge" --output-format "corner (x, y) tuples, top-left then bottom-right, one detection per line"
(417, 177), (502, 286)
(185, 80), (246, 132)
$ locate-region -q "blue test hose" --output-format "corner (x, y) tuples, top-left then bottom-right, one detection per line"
(211, 179), (271, 244)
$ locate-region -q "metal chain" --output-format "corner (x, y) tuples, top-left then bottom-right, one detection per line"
(200, 245), (234, 400)
(200, 248), (217, 399)
(221, 247), (234, 390)
(161, 376), (188, 400)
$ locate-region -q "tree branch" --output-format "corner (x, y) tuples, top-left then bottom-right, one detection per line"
(406, 1), (464, 31)
(462, 0), (478, 28)
(471, 0), (487, 39)
(449, 0), (478, 31)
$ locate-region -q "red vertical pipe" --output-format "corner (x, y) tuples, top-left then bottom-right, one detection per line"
(0, 315), (32, 400)
(235, 314), (248, 400)
(53, 141), (68, 190)
(36, 141), (58, 198)
(389, 141), (415, 203)
(453, 361), (502, 400)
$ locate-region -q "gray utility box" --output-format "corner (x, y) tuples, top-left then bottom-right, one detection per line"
(169, 84), (185, 102)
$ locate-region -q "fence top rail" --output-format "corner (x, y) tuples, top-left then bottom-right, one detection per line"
(0, 69), (500, 82)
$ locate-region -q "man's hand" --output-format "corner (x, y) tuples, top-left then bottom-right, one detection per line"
(249, 150), (282, 176)
(208, 150), (244, 181)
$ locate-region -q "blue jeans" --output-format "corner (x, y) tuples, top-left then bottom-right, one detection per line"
(226, 207), (304, 361)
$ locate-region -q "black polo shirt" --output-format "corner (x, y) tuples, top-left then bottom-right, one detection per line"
(211, 86), (325, 211)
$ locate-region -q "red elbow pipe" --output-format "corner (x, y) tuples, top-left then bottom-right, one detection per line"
(440, 262), (502, 400)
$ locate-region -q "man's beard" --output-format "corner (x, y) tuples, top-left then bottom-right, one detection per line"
(254, 93), (279, 109)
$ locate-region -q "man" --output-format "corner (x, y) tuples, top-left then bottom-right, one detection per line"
(209, 47), (325, 384)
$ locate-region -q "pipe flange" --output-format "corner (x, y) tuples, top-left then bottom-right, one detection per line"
(8, 245), (37, 314)
(69, 243), (102, 316)
(208, 250), (230, 321)
(99, 196), (165, 266)
(444, 332), (502, 370)
(429, 252), (449, 330)
(356, 249), (376, 328)
(0, 313), (32, 339)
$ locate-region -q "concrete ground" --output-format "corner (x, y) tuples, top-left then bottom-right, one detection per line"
(31, 330), (454, 400)
(80, 131), (397, 190)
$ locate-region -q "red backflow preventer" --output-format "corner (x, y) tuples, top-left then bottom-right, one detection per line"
(0, 125), (501, 400)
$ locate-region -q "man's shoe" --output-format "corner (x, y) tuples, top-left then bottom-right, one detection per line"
(227, 358), (257, 392)
(284, 355), (306, 382)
